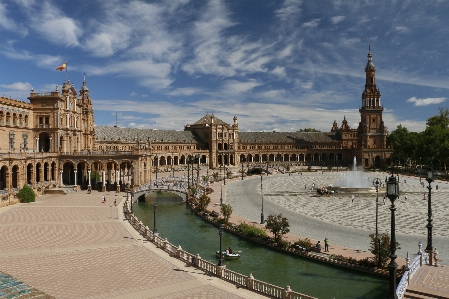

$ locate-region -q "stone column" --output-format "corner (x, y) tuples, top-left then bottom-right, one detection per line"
(60, 170), (63, 186)
(102, 170), (106, 192)
(88, 170), (91, 186)
(49, 137), (52, 152)
(36, 137), (39, 152)
(74, 170), (77, 186)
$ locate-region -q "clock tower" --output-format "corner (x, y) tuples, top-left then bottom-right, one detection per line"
(357, 50), (389, 167)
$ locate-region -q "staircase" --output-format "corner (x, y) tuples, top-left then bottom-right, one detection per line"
(404, 265), (449, 299)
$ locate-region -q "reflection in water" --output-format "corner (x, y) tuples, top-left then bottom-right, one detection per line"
(133, 192), (387, 299)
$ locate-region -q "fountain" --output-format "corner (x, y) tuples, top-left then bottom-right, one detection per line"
(329, 157), (376, 193)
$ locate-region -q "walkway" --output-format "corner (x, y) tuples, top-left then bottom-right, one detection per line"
(0, 191), (267, 299)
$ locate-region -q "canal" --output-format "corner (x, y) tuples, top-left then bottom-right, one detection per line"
(132, 191), (388, 299)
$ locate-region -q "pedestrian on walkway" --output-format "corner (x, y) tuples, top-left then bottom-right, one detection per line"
(383, 195), (386, 205)
(405, 196), (408, 203)
(102, 195), (106, 203)
(324, 238), (329, 252)
(434, 248), (439, 266)
(114, 199), (117, 207)
(351, 195), (354, 203)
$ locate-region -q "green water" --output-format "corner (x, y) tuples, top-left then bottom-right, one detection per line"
(132, 192), (388, 299)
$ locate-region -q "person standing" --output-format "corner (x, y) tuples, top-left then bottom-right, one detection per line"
(434, 248), (439, 266)
(102, 195), (106, 203)
(114, 199), (117, 207)
(324, 238), (329, 252)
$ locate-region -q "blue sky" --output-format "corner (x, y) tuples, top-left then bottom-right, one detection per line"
(0, 0), (448, 133)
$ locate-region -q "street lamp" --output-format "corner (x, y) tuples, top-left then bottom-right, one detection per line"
(218, 225), (224, 266)
(241, 160), (244, 180)
(260, 175), (264, 224)
(373, 178), (381, 268)
(196, 154), (200, 183)
(224, 167), (227, 185)
(220, 184), (223, 206)
(425, 166), (434, 265)
(386, 173), (399, 299)
(153, 203), (157, 233)
(155, 155), (159, 181)
(187, 156), (191, 190)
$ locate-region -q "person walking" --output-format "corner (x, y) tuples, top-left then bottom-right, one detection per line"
(324, 238), (329, 252)
(434, 248), (439, 266)
(114, 199), (117, 207)
(102, 195), (106, 203)
(351, 195), (354, 203)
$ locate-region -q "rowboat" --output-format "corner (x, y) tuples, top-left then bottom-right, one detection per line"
(216, 251), (241, 260)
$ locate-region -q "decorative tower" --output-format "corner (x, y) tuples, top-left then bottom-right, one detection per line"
(358, 50), (386, 149)
(79, 74), (95, 150)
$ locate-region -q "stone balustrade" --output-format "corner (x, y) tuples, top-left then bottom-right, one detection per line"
(396, 252), (428, 299)
(123, 201), (317, 299)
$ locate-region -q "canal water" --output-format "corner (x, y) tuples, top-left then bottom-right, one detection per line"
(132, 191), (388, 299)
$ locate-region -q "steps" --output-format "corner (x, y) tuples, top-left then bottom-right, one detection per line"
(405, 289), (449, 299)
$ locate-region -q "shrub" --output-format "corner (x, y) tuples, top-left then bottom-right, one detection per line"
(265, 213), (290, 243)
(295, 237), (312, 249)
(220, 204), (233, 223)
(238, 223), (267, 238)
(17, 184), (35, 203)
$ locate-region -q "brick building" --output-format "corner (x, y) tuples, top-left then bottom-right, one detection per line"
(0, 51), (392, 206)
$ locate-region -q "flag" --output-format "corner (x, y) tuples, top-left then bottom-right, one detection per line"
(56, 62), (67, 71)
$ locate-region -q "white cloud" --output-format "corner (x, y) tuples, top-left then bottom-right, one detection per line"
(0, 82), (32, 91)
(130, 92), (137, 96)
(302, 18), (321, 28)
(272, 66), (286, 78)
(330, 16), (345, 24)
(275, 0), (302, 22)
(0, 2), (27, 35)
(406, 97), (446, 106)
(395, 26), (409, 34)
(167, 88), (203, 96)
(221, 80), (261, 96)
(31, 2), (82, 46)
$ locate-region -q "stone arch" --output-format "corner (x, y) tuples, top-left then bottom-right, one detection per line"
(62, 161), (75, 185)
(0, 165), (8, 190)
(36, 162), (42, 183)
(12, 165), (19, 189)
(180, 155), (186, 165)
(26, 163), (33, 186)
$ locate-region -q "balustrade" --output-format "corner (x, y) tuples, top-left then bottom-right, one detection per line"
(124, 191), (317, 299)
(396, 252), (429, 299)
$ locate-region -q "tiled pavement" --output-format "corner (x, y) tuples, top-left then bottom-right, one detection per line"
(0, 192), (267, 299)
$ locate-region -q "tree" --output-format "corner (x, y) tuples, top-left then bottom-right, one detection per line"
(17, 184), (35, 203)
(369, 233), (401, 268)
(298, 128), (321, 132)
(426, 107), (449, 129)
(220, 204), (233, 223)
(212, 172), (219, 182)
(199, 194), (211, 211)
(265, 213), (290, 243)
(188, 186), (198, 201)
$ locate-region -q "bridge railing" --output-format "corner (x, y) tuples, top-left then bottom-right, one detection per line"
(396, 252), (429, 299)
(122, 195), (317, 299)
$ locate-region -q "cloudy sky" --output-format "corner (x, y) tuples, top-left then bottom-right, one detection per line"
(0, 0), (448, 133)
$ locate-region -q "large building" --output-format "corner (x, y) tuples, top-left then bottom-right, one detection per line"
(0, 51), (392, 206)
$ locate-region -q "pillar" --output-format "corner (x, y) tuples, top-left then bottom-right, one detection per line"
(74, 170), (77, 185)
(88, 170), (91, 186)
(60, 170), (63, 186)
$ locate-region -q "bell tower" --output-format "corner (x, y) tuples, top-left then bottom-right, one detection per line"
(358, 49), (386, 149)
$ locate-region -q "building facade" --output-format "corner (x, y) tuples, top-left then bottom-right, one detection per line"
(0, 51), (392, 206)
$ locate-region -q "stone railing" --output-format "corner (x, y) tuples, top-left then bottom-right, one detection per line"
(396, 252), (429, 299)
(123, 201), (317, 299)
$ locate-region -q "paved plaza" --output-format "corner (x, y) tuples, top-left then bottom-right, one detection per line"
(225, 171), (449, 265)
(0, 191), (267, 299)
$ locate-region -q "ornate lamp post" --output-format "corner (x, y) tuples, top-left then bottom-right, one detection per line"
(155, 155), (159, 181)
(153, 203), (157, 233)
(260, 175), (264, 224)
(187, 156), (191, 190)
(224, 167), (227, 185)
(373, 178), (381, 267)
(425, 166), (434, 265)
(196, 154), (200, 183)
(386, 173), (399, 299)
(241, 161), (244, 180)
(218, 225), (224, 266)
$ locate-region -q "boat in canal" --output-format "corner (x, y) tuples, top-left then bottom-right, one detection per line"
(216, 251), (241, 260)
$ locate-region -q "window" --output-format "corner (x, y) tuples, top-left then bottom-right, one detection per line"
(9, 131), (15, 150)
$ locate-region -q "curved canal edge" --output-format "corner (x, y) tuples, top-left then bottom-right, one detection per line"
(123, 199), (317, 299)
(135, 188), (404, 277)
